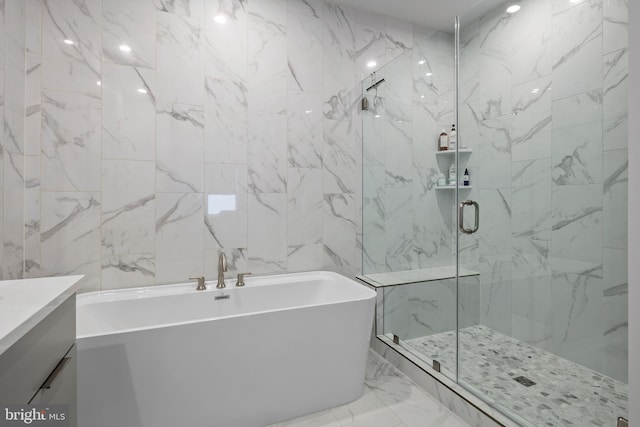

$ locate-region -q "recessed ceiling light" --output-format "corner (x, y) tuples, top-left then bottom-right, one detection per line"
(214, 14), (227, 24)
(96, 80), (102, 86)
(374, 114), (381, 118)
(531, 88), (539, 94)
(425, 72), (433, 77)
(63, 39), (74, 45)
(418, 60), (426, 65)
(506, 4), (521, 13)
(420, 95), (425, 98)
(304, 110), (312, 114)
(569, 0), (581, 3)
(119, 44), (132, 53)
(137, 88), (148, 94)
(366, 60), (377, 68)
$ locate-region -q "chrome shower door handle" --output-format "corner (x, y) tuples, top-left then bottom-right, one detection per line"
(459, 200), (479, 234)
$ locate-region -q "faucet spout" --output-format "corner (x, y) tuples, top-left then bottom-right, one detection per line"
(217, 252), (227, 289)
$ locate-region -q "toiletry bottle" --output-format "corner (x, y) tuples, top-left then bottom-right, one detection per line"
(439, 129), (448, 151)
(438, 173), (446, 187)
(448, 162), (456, 185)
(463, 168), (470, 186)
(449, 124), (457, 150)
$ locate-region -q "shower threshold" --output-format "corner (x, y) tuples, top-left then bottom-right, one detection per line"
(402, 325), (628, 427)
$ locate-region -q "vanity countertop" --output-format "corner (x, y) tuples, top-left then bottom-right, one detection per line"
(0, 275), (83, 355)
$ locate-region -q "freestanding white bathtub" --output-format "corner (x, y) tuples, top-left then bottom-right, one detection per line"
(76, 271), (376, 427)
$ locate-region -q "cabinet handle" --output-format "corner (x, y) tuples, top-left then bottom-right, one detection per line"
(41, 357), (71, 390)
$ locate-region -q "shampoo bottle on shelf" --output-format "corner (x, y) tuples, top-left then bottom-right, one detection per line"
(438, 129), (448, 151)
(463, 168), (470, 186)
(449, 124), (457, 150)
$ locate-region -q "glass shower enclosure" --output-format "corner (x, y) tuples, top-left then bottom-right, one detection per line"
(360, 0), (628, 425)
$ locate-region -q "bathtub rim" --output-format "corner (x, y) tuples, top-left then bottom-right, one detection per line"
(77, 270), (376, 340)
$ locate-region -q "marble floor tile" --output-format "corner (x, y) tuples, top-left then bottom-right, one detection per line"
(403, 325), (628, 427)
(268, 350), (469, 427)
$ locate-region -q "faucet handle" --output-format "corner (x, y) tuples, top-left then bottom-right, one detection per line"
(189, 276), (206, 291)
(235, 272), (252, 287)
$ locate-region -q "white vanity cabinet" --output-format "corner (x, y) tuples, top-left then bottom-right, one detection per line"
(0, 276), (81, 427)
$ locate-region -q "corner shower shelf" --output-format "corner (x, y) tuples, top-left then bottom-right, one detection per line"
(436, 185), (472, 190)
(435, 149), (473, 156)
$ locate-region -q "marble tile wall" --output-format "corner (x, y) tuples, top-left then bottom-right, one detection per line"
(18, 0), (434, 292)
(459, 0), (628, 382)
(2, 0), (27, 280)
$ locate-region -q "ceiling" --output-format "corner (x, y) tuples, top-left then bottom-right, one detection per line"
(330, 0), (509, 31)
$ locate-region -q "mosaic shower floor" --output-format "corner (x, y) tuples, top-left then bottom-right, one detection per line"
(403, 325), (628, 427)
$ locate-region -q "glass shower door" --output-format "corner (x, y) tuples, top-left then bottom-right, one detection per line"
(455, 0), (629, 425)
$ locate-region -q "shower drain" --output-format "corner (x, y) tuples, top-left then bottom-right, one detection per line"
(513, 376), (536, 387)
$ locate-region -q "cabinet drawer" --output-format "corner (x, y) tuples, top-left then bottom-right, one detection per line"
(0, 294), (75, 403)
(30, 345), (76, 427)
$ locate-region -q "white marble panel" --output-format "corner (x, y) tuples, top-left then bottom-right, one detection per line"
(603, 0), (628, 54)
(247, 112), (287, 193)
(551, 184), (603, 268)
(323, 119), (356, 194)
(323, 193), (357, 275)
(384, 119), (413, 187)
(40, 192), (102, 292)
(101, 254), (155, 289)
(511, 313), (553, 351)
(156, 104), (204, 192)
(479, 188), (511, 260)
(382, 285), (409, 337)
(203, 1), (248, 165)
(155, 193), (204, 283)
(287, 11), (323, 93)
(248, 29), (287, 114)
(551, 91), (603, 185)
(601, 247), (627, 382)
(6, 0), (25, 48)
(248, 0), (286, 35)
(510, 0), (552, 86)
(24, 155), (40, 278)
(384, 17), (412, 63)
(42, 0), (101, 94)
(25, 53), (41, 157)
(478, 6), (513, 53)
(383, 185), (413, 270)
(480, 278), (512, 336)
(25, 0), (41, 53)
(204, 0), (248, 80)
(512, 275), (552, 332)
(287, 243), (325, 273)
(41, 90), (101, 192)
(603, 149), (628, 249)
(552, 268), (603, 372)
(287, 91), (323, 168)
(322, 3), (355, 120)
(354, 19), (385, 82)
(477, 115), (512, 189)
(102, 160), (155, 255)
(511, 77), (552, 162)
(3, 152), (24, 279)
(512, 159), (552, 240)
(512, 237), (551, 280)
(4, 37), (25, 155)
(603, 48), (628, 151)
(362, 234), (386, 274)
(551, 0), (603, 100)
(204, 163), (248, 250)
(157, 12), (203, 107)
(102, 64), (156, 161)
(103, 0), (155, 67)
(247, 193), (287, 273)
(287, 0), (322, 18)
(204, 75), (248, 164)
(362, 164), (385, 236)
(287, 168), (322, 246)
(153, 0), (204, 18)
